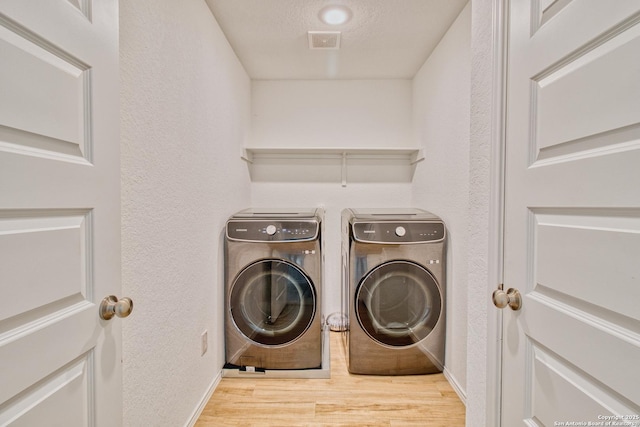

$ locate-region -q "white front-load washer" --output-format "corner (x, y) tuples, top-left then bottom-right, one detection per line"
(224, 208), (323, 371)
(342, 208), (446, 375)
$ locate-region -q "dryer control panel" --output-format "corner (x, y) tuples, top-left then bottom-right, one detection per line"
(352, 221), (445, 244)
(227, 220), (319, 242)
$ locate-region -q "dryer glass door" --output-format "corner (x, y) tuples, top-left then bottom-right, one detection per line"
(355, 260), (442, 347)
(230, 259), (316, 346)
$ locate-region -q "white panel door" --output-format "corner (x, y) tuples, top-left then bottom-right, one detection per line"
(0, 1), (122, 425)
(502, 0), (640, 425)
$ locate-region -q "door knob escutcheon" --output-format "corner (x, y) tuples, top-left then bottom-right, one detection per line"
(100, 295), (134, 320)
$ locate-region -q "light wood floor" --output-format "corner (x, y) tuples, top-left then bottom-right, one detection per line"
(195, 332), (465, 426)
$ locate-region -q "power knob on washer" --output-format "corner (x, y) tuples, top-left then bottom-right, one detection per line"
(266, 224), (277, 235)
(395, 226), (406, 237)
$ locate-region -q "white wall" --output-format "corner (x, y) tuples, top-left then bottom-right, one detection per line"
(411, 2), (471, 401)
(250, 80), (414, 148)
(119, 1), (251, 425)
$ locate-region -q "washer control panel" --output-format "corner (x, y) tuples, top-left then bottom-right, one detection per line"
(353, 221), (445, 243)
(227, 220), (319, 242)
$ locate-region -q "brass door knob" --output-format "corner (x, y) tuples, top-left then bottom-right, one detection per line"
(492, 288), (522, 311)
(100, 295), (134, 320)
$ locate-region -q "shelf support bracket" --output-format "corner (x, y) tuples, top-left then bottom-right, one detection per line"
(341, 151), (347, 187)
(240, 149), (253, 164)
(410, 149), (425, 165)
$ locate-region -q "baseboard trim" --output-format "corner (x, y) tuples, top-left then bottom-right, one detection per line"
(443, 367), (467, 406)
(184, 371), (222, 427)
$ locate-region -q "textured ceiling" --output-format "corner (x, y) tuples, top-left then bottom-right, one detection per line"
(205, 0), (468, 80)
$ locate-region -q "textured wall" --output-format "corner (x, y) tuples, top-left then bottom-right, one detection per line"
(119, 0), (251, 425)
(250, 79), (413, 148)
(467, 0), (500, 424)
(411, 2), (471, 401)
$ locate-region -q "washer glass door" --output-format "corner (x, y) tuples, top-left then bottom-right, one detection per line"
(230, 259), (316, 346)
(356, 260), (441, 347)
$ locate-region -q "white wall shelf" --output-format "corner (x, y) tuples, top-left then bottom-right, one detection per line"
(241, 147), (424, 187)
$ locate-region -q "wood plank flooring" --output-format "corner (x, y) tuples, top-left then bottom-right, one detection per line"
(195, 332), (465, 426)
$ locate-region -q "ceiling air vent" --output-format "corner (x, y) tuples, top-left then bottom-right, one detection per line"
(308, 31), (341, 49)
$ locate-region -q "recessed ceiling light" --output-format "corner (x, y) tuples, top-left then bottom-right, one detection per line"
(319, 5), (352, 25)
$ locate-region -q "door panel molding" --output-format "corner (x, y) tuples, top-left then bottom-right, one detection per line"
(0, 351), (94, 426)
(0, 15), (92, 162)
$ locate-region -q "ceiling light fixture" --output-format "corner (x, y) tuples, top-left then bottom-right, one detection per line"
(319, 5), (352, 25)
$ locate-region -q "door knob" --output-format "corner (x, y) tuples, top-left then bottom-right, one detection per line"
(100, 295), (134, 320)
(492, 287), (522, 311)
